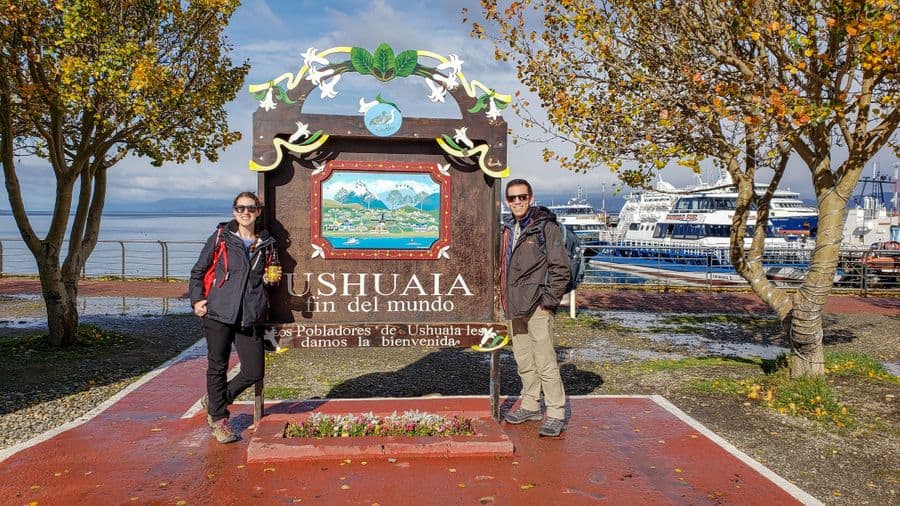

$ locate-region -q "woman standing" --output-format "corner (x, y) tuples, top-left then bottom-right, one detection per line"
(189, 192), (279, 443)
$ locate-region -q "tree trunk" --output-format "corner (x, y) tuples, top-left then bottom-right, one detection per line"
(788, 182), (846, 378)
(37, 253), (80, 347)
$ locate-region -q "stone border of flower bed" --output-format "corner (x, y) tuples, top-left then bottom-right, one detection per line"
(247, 409), (514, 462)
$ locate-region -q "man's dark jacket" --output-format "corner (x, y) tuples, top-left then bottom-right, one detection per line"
(189, 220), (276, 327)
(500, 206), (571, 320)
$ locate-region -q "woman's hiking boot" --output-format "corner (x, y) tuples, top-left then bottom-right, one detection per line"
(200, 394), (214, 429)
(212, 418), (238, 444)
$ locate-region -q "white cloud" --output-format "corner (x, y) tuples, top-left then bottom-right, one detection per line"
(4, 0), (897, 215)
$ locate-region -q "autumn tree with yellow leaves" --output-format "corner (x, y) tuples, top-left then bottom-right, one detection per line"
(1, 0), (248, 346)
(472, 0), (898, 376)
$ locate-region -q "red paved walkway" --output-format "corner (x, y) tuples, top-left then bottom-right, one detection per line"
(0, 345), (817, 504)
(2, 277), (897, 315)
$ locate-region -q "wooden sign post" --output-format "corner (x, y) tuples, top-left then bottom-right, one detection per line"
(247, 44), (513, 422)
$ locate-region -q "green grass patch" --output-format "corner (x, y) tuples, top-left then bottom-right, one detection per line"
(638, 356), (762, 372)
(264, 385), (303, 399)
(0, 324), (128, 361)
(825, 350), (899, 383)
(695, 369), (855, 428)
(652, 314), (780, 334)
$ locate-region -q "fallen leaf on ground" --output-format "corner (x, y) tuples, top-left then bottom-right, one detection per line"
(150, 428), (163, 432)
(264, 468), (276, 473)
(341, 484), (350, 490)
(521, 483), (536, 490)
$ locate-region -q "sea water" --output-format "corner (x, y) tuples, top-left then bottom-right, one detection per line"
(0, 213), (229, 278)
(0, 212), (644, 285)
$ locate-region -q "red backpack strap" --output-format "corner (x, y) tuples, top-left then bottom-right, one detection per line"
(215, 226), (229, 288)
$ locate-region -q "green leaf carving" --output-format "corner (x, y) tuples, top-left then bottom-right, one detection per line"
(441, 134), (463, 151)
(372, 43), (396, 81)
(468, 95), (488, 113)
(374, 93), (401, 112)
(394, 49), (418, 77)
(350, 47), (374, 75)
(299, 130), (324, 146)
(274, 85), (296, 104)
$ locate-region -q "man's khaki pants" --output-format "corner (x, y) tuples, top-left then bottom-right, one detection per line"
(510, 307), (566, 420)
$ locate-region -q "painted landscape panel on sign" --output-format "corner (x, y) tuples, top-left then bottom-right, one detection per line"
(320, 171), (442, 250)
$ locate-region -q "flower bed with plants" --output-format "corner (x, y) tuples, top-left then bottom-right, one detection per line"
(246, 401), (514, 462)
(284, 410), (475, 438)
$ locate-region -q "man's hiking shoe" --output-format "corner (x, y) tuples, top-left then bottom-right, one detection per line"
(539, 417), (566, 437)
(471, 334), (509, 352)
(212, 418), (238, 444)
(200, 394), (214, 429)
(504, 408), (543, 424)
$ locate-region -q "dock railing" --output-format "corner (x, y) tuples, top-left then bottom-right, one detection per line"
(1, 237), (898, 295)
(0, 237), (204, 281)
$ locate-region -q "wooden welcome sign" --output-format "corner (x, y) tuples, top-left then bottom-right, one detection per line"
(246, 44), (513, 419)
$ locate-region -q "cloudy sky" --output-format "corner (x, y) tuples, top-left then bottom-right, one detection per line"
(6, 0), (898, 211)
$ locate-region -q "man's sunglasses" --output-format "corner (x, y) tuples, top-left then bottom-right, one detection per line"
(506, 194), (530, 202)
(233, 205), (260, 213)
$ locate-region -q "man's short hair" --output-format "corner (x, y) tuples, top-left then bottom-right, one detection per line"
(505, 179), (532, 196)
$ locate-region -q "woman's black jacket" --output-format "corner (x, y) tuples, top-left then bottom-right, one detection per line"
(188, 220), (276, 328)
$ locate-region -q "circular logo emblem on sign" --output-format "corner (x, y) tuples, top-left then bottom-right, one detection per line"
(364, 103), (402, 137)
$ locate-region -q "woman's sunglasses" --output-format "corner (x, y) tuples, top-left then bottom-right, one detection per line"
(233, 205), (260, 213)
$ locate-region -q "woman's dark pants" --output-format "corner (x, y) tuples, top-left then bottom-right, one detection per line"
(202, 318), (264, 421)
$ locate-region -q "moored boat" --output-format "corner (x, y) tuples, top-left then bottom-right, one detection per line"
(545, 185), (612, 247)
(591, 191), (815, 286)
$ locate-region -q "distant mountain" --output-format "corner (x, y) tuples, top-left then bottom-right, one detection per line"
(105, 198), (230, 214)
(333, 180), (388, 209)
(334, 190), (387, 210)
(419, 192), (441, 211)
(379, 186), (419, 209)
(0, 198), (231, 215)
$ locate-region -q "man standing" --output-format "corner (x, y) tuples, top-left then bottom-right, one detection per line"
(500, 178), (570, 437)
